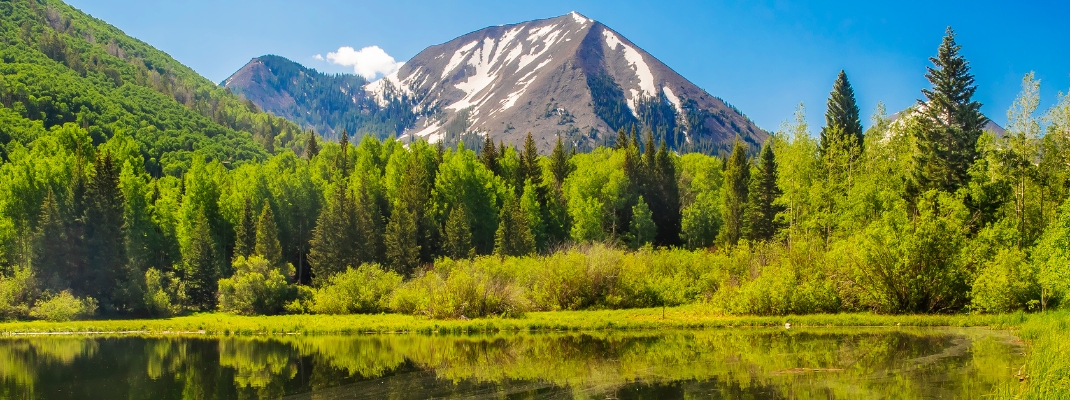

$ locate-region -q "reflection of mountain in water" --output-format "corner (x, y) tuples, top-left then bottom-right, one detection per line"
(0, 328), (1024, 399)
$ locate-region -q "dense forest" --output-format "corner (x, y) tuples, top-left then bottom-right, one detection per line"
(1, 0), (1069, 321)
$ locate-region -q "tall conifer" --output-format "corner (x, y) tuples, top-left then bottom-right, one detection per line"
(821, 70), (864, 155)
(914, 27), (987, 193)
(254, 203), (283, 269)
(744, 142), (785, 241)
(385, 202), (420, 276)
(444, 205), (473, 259)
(722, 138), (750, 245)
(84, 152), (127, 309)
(233, 198), (256, 259)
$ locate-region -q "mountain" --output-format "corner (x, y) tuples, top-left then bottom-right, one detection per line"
(225, 12), (767, 153)
(889, 107), (1006, 137)
(0, 0), (305, 174)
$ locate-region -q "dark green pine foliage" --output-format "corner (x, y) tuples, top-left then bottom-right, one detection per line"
(519, 132), (543, 190)
(614, 127), (630, 150)
(83, 152), (127, 310)
(308, 180), (358, 284)
(494, 198), (535, 257)
(479, 135), (501, 176)
(721, 138), (750, 245)
(335, 130), (351, 177)
(233, 198), (256, 259)
(354, 186), (384, 263)
(651, 141), (681, 246)
(820, 70), (864, 155)
(444, 205), (474, 259)
(305, 131), (320, 160)
(400, 152), (436, 262)
(183, 210), (217, 311)
(744, 142), (785, 242)
(914, 27), (987, 193)
(549, 135), (574, 187)
(254, 203), (284, 269)
(32, 190), (70, 292)
(384, 202), (420, 276)
(628, 195), (656, 249)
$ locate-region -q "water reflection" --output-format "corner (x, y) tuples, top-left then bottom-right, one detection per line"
(0, 328), (1024, 399)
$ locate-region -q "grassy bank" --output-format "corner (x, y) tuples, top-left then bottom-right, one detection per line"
(0, 305), (1036, 335)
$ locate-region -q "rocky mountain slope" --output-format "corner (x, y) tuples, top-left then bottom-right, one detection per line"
(226, 12), (768, 153)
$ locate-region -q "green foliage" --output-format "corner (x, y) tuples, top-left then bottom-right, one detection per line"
(253, 203), (284, 268)
(744, 142), (784, 241)
(628, 196), (656, 249)
(384, 202), (420, 276)
(0, 267), (35, 320)
(309, 264), (401, 314)
(721, 138), (750, 245)
(443, 205), (474, 259)
(30, 290), (96, 322)
(494, 198), (535, 257)
(217, 256), (296, 315)
(820, 70), (864, 153)
(142, 267), (180, 317)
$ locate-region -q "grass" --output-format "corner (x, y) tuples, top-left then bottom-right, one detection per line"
(0, 305), (1036, 335)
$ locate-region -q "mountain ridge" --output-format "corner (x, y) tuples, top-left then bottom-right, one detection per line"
(225, 12), (767, 153)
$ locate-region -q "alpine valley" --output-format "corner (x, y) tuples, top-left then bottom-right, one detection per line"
(223, 12), (767, 153)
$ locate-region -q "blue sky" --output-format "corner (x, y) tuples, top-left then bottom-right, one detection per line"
(67, 0), (1070, 132)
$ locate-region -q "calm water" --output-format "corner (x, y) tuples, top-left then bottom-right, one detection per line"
(0, 328), (1025, 399)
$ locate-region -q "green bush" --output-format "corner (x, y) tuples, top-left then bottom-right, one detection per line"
(970, 248), (1041, 313)
(30, 291), (97, 322)
(311, 264), (401, 314)
(0, 266), (35, 320)
(143, 267), (183, 317)
(217, 256), (296, 315)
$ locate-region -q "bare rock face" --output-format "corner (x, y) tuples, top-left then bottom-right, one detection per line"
(227, 12), (768, 153)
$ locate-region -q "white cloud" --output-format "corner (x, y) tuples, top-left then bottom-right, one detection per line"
(313, 54), (324, 61)
(325, 46), (403, 80)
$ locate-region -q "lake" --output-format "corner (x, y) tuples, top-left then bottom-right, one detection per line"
(0, 327), (1025, 399)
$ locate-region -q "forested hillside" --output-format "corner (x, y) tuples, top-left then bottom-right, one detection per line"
(1, 1), (1069, 322)
(0, 0), (306, 175)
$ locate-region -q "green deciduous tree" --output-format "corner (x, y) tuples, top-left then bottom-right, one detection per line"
(628, 196), (656, 249)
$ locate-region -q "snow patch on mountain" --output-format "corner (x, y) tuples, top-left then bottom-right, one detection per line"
(663, 87), (682, 114)
(603, 30), (655, 115)
(443, 41), (480, 79)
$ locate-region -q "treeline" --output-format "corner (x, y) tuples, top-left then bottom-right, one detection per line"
(3, 27), (1070, 320)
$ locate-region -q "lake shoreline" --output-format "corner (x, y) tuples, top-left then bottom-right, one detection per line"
(0, 306), (1039, 336)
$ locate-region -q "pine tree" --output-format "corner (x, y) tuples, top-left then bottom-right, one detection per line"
(722, 138), (750, 245)
(549, 135), (573, 186)
(305, 130), (320, 160)
(628, 196), (656, 249)
(820, 70), (864, 156)
(519, 132), (542, 189)
(444, 205), (474, 259)
(308, 180), (358, 284)
(183, 209), (217, 311)
(233, 198), (256, 259)
(84, 152), (127, 309)
(254, 203), (283, 269)
(652, 141), (681, 246)
(400, 151), (435, 262)
(353, 185), (384, 263)
(384, 201), (420, 276)
(479, 135), (500, 176)
(494, 198), (535, 257)
(914, 27), (987, 193)
(336, 130), (350, 177)
(744, 142), (785, 241)
(32, 190), (69, 292)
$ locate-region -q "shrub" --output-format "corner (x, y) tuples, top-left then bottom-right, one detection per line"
(143, 267), (182, 317)
(30, 291), (97, 321)
(970, 248), (1041, 313)
(0, 266), (35, 320)
(390, 257), (527, 318)
(311, 264), (401, 314)
(217, 256), (296, 315)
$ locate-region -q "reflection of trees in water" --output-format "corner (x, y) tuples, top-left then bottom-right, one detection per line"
(0, 329), (1023, 399)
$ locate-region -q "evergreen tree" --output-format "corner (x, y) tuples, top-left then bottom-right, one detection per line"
(32, 190), (69, 292)
(519, 179), (547, 251)
(744, 142), (785, 241)
(549, 135), (573, 186)
(914, 27), (987, 193)
(182, 210), (217, 311)
(651, 141), (681, 246)
(233, 198), (256, 259)
(519, 132), (543, 189)
(722, 138), (750, 245)
(308, 180), (358, 284)
(384, 201), (420, 276)
(254, 203), (284, 269)
(820, 70), (864, 155)
(83, 152), (127, 310)
(400, 149), (435, 262)
(614, 127), (629, 150)
(305, 130), (320, 160)
(354, 185), (384, 263)
(628, 196), (656, 249)
(335, 130), (351, 177)
(479, 135), (500, 176)
(494, 198), (535, 257)
(444, 205), (474, 259)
